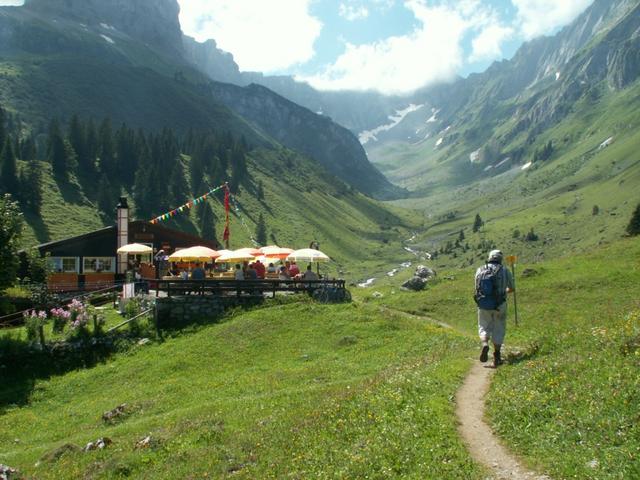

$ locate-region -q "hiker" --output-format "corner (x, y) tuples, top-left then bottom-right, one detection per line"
(474, 249), (514, 367)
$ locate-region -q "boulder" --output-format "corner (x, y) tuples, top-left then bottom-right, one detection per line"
(401, 276), (427, 291)
(0, 464), (19, 480)
(415, 265), (436, 279)
(521, 268), (539, 278)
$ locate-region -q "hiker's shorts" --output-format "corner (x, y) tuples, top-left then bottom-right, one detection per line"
(477, 303), (507, 344)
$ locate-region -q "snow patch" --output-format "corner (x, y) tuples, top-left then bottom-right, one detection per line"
(426, 108), (440, 123)
(357, 278), (376, 288)
(100, 23), (116, 31)
(555, 72), (561, 81)
(100, 34), (115, 44)
(435, 137), (443, 147)
(359, 103), (424, 145)
(495, 157), (510, 168)
(599, 136), (614, 149)
(483, 165), (493, 172)
(521, 162), (532, 170)
(469, 149), (481, 163)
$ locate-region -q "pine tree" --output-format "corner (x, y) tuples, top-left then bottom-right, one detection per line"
(169, 159), (189, 207)
(48, 119), (69, 176)
(21, 160), (43, 214)
(98, 118), (115, 177)
(255, 213), (267, 246)
(458, 229), (465, 241)
(68, 114), (88, 174)
(626, 202), (640, 236)
(19, 136), (36, 161)
(197, 202), (217, 242)
(85, 118), (98, 171)
(97, 174), (114, 220)
(257, 180), (264, 200)
(0, 138), (18, 195)
(472, 213), (483, 233)
(115, 124), (137, 186)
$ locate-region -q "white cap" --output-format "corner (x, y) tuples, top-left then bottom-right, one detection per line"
(488, 249), (503, 263)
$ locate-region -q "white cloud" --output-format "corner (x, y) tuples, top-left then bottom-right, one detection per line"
(469, 24), (514, 62)
(300, 0), (495, 94)
(178, 0), (322, 73)
(339, 3), (369, 21)
(513, 0), (594, 39)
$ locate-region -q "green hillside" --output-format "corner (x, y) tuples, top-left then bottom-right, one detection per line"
(377, 79), (640, 267)
(15, 143), (416, 281)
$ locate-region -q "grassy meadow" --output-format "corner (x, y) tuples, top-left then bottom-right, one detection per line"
(0, 299), (484, 479)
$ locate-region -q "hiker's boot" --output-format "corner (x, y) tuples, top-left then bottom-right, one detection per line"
(479, 345), (489, 363)
(493, 350), (503, 367)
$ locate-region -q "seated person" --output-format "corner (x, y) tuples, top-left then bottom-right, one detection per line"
(234, 263), (244, 280)
(266, 262), (277, 274)
(246, 263), (259, 280)
(191, 262), (206, 280)
(254, 259), (266, 279)
(302, 265), (319, 281)
(288, 261), (300, 277)
(278, 265), (291, 280)
(180, 270), (189, 280)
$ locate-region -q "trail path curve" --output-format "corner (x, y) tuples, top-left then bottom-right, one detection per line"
(455, 361), (551, 479)
(379, 306), (550, 479)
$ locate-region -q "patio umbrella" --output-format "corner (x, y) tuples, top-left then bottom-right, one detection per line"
(236, 247), (262, 257)
(168, 246), (220, 262)
(286, 248), (330, 263)
(215, 249), (259, 264)
(117, 243), (153, 254)
(259, 246), (294, 259)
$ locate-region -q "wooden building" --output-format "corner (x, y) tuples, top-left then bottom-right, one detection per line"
(35, 197), (219, 291)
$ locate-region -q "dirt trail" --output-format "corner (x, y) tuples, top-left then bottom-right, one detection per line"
(377, 305), (551, 478)
(455, 361), (551, 480)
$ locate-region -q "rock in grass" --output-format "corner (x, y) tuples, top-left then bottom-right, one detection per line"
(84, 437), (112, 452)
(415, 265), (436, 279)
(521, 268), (538, 278)
(401, 276), (427, 291)
(0, 464), (19, 480)
(134, 435), (161, 450)
(102, 403), (128, 423)
(38, 443), (80, 464)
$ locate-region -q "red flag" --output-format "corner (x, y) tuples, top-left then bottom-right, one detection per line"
(224, 187), (230, 213)
(223, 226), (230, 242)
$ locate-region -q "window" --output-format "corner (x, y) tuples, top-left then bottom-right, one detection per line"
(83, 257), (115, 273)
(50, 257), (79, 273)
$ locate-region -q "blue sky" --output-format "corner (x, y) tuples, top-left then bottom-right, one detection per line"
(178, 0), (594, 94)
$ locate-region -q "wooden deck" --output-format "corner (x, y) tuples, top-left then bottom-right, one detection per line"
(153, 278), (346, 298)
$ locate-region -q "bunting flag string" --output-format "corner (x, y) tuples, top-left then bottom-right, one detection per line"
(149, 183), (226, 224)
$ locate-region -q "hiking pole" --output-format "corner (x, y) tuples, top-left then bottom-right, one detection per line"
(506, 255), (519, 326)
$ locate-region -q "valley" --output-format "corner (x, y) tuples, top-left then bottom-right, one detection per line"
(1, 0), (639, 478)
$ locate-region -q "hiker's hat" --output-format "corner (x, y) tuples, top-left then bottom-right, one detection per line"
(488, 249), (503, 263)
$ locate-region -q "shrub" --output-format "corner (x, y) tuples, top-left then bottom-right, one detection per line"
(626, 202), (640, 236)
(525, 228), (539, 241)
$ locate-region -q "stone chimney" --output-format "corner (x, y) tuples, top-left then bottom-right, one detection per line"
(116, 197), (129, 274)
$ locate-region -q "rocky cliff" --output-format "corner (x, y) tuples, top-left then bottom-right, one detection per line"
(209, 82), (402, 199)
(24, 0), (184, 57)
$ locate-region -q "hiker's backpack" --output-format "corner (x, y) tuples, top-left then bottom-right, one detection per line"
(474, 263), (505, 310)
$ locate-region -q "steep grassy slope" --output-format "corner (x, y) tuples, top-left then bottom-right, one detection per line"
(17, 145), (417, 281)
(0, 301), (482, 479)
(381, 80), (640, 267)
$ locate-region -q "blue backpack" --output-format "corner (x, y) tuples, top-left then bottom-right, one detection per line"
(474, 263), (505, 310)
